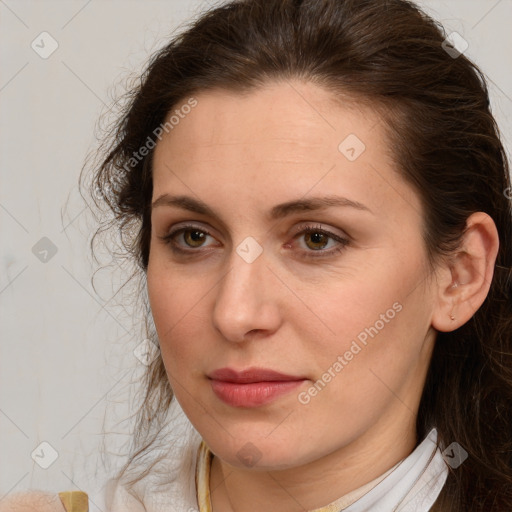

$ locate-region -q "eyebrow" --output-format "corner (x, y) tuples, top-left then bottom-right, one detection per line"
(151, 194), (372, 220)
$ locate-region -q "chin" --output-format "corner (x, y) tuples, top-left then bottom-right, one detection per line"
(207, 434), (311, 471)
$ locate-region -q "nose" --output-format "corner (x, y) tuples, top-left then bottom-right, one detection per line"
(212, 243), (282, 343)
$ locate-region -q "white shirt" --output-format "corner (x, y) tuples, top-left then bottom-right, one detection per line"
(106, 400), (449, 512)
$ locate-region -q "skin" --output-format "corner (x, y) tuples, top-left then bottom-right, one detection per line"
(0, 492), (67, 512)
(147, 80), (499, 511)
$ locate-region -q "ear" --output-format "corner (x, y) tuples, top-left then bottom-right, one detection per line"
(432, 212), (500, 332)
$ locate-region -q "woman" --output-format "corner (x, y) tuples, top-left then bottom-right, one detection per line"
(84, 0), (512, 510)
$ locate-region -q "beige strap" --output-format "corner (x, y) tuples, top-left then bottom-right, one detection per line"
(58, 491), (89, 512)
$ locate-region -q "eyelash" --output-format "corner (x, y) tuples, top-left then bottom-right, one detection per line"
(158, 223), (350, 259)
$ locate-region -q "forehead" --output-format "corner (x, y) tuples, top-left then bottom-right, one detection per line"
(156, 81), (384, 157)
(151, 80), (420, 220)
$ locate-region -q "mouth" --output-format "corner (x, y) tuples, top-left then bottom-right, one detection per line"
(207, 367), (307, 407)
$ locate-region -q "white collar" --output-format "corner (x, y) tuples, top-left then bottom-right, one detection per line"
(343, 428), (448, 512)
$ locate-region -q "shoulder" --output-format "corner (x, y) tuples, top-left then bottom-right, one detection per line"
(106, 401), (202, 512)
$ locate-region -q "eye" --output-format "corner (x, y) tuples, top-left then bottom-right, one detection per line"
(158, 222), (350, 259)
(290, 223), (350, 258)
(158, 224), (218, 254)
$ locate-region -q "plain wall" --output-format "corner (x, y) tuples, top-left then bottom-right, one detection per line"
(1, 1), (511, 510)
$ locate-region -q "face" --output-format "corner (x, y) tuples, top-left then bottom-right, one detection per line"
(147, 80), (438, 471)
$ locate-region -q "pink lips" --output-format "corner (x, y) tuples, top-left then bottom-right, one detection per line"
(208, 367), (306, 408)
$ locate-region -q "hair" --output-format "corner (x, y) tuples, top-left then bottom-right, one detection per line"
(81, 0), (512, 509)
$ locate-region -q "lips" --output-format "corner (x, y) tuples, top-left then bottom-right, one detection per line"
(209, 367), (305, 383)
(208, 367), (306, 407)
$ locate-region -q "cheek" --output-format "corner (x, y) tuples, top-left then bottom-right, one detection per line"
(305, 254), (430, 391)
(146, 264), (209, 373)
(300, 269), (402, 353)
(309, 292), (406, 395)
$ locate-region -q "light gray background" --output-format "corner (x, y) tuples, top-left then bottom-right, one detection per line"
(1, 1), (511, 510)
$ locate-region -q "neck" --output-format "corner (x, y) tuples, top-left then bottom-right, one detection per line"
(209, 416), (417, 512)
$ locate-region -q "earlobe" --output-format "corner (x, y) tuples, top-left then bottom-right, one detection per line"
(431, 212), (500, 333)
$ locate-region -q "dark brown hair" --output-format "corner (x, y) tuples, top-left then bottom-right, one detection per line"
(82, 0), (512, 509)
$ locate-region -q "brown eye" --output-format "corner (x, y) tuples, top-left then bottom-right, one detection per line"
(304, 231), (329, 250)
(290, 224), (350, 259)
(158, 224), (217, 254)
(182, 229), (207, 247)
